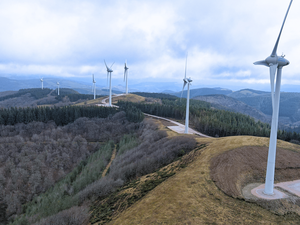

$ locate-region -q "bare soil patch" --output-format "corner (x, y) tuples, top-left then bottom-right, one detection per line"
(210, 146), (300, 198)
(210, 146), (300, 215)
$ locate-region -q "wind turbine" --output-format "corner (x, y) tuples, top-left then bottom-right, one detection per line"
(253, 0), (292, 195)
(57, 82), (60, 95)
(92, 74), (96, 99)
(40, 78), (43, 89)
(104, 60), (114, 106)
(181, 54), (192, 134)
(124, 61), (129, 94)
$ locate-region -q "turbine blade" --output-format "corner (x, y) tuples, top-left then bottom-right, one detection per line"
(185, 53), (188, 79)
(107, 72), (109, 86)
(253, 60), (269, 67)
(124, 69), (126, 81)
(104, 60), (108, 69)
(269, 64), (278, 111)
(271, 0), (293, 56)
(110, 62), (115, 68)
(180, 81), (187, 100)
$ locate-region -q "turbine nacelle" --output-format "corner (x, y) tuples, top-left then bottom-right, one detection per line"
(265, 55), (289, 67)
(183, 78), (192, 84)
(254, 55), (290, 68)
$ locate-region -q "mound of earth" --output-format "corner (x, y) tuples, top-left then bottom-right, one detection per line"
(210, 146), (300, 215)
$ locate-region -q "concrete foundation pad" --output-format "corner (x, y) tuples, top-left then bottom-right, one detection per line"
(251, 184), (288, 200)
(275, 179), (300, 197)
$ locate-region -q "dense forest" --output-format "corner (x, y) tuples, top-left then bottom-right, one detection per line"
(0, 110), (141, 224)
(117, 97), (300, 143)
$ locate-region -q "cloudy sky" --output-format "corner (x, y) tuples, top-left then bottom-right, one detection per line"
(0, 0), (299, 91)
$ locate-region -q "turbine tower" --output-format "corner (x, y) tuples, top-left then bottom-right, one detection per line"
(40, 78), (43, 90)
(253, 0), (292, 195)
(181, 54), (192, 134)
(124, 61), (129, 94)
(92, 74), (96, 99)
(104, 60), (114, 106)
(57, 82), (60, 95)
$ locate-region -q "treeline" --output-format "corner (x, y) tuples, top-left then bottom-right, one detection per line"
(118, 99), (300, 142)
(0, 106), (119, 126)
(54, 88), (104, 102)
(0, 88), (52, 102)
(55, 94), (102, 102)
(131, 92), (178, 100)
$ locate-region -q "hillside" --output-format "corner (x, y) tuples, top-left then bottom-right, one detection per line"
(228, 89), (269, 98)
(108, 136), (300, 224)
(193, 95), (271, 123)
(0, 88), (105, 108)
(172, 87), (233, 99)
(2, 92), (300, 224)
(236, 93), (300, 125)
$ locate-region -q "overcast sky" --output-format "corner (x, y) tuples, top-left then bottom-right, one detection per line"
(0, 0), (299, 90)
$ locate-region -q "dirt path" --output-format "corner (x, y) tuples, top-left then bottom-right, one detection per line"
(144, 113), (212, 138)
(102, 146), (117, 177)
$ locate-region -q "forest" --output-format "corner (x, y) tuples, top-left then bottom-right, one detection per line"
(0, 111), (196, 224)
(117, 97), (300, 143)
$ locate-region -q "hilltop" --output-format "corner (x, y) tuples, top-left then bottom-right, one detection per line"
(106, 135), (300, 224)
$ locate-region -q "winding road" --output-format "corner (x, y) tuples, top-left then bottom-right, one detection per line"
(97, 94), (212, 138)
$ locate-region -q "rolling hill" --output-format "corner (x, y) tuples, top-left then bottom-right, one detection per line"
(172, 87), (233, 98)
(193, 95), (271, 124)
(97, 134), (300, 224)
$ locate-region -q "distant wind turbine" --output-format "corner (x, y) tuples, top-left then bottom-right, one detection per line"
(104, 60), (114, 106)
(253, 0), (292, 195)
(181, 53), (192, 134)
(57, 82), (60, 95)
(92, 74), (96, 99)
(40, 78), (43, 90)
(124, 61), (129, 94)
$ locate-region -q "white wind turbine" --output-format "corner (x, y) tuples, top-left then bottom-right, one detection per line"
(57, 82), (60, 95)
(181, 54), (192, 134)
(104, 60), (114, 106)
(124, 61), (129, 94)
(253, 0), (293, 195)
(92, 74), (96, 99)
(40, 78), (44, 89)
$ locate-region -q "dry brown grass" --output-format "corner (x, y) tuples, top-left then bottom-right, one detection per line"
(75, 97), (106, 106)
(111, 94), (145, 104)
(108, 136), (300, 224)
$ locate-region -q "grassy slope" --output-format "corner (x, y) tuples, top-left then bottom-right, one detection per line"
(74, 94), (145, 106)
(108, 136), (300, 224)
(111, 94), (145, 104)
